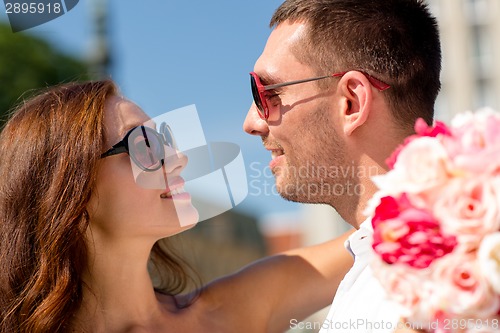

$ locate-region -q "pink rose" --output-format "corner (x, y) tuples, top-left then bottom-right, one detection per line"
(444, 109), (500, 174)
(433, 177), (500, 248)
(372, 194), (457, 268)
(415, 118), (452, 138)
(430, 252), (500, 320)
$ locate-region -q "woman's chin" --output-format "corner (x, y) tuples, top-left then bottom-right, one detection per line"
(174, 198), (199, 224)
(161, 203), (199, 237)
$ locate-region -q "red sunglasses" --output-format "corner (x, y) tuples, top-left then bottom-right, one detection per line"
(250, 71), (391, 120)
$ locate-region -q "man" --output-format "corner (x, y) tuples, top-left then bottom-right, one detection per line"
(243, 0), (441, 332)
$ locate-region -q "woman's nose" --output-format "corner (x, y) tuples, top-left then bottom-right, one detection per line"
(163, 146), (187, 176)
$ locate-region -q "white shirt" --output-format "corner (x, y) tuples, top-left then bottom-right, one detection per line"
(319, 221), (402, 333)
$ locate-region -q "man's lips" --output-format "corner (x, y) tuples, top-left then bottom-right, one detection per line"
(266, 146), (285, 168)
(270, 149), (284, 159)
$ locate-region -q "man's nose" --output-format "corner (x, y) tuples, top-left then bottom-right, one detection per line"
(243, 103), (269, 136)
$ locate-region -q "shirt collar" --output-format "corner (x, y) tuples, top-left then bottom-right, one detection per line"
(344, 219), (373, 258)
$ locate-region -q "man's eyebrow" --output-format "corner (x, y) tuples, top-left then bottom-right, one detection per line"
(258, 72), (283, 86)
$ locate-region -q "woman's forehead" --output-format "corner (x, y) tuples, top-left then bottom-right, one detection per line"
(104, 96), (151, 141)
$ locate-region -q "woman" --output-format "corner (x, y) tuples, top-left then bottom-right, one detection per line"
(0, 80), (353, 333)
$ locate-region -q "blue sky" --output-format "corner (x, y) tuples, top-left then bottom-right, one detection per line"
(0, 0), (301, 219)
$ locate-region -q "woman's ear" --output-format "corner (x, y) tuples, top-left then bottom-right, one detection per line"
(338, 71), (373, 136)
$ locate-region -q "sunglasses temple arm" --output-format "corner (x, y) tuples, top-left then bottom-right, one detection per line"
(100, 144), (128, 158)
(263, 75), (333, 91)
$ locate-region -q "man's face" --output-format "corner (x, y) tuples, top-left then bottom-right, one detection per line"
(243, 22), (351, 205)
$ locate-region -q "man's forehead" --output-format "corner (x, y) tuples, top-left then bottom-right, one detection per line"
(254, 22), (309, 81)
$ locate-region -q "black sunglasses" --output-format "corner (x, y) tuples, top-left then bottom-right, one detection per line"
(101, 122), (178, 171)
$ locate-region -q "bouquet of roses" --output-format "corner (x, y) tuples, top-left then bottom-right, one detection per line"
(367, 108), (500, 333)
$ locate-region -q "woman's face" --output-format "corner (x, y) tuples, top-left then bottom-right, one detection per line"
(87, 96), (198, 241)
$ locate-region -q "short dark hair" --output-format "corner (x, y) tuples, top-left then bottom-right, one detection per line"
(271, 0), (441, 128)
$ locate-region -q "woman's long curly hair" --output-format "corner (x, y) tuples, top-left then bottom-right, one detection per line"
(0, 80), (198, 333)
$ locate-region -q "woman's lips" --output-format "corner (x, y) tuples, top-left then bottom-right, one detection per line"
(160, 177), (188, 199)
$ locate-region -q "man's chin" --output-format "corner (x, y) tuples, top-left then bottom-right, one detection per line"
(276, 182), (311, 204)
(276, 180), (333, 205)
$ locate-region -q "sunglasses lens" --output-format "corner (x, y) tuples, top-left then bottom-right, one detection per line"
(160, 122), (178, 150)
(250, 74), (267, 119)
(129, 127), (164, 171)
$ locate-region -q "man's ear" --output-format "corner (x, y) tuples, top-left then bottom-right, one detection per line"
(338, 71), (373, 136)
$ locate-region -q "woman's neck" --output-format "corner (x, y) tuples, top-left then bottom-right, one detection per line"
(73, 237), (174, 333)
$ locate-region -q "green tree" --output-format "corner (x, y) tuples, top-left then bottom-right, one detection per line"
(0, 23), (91, 127)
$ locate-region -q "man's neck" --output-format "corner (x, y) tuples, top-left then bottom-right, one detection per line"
(333, 158), (386, 229)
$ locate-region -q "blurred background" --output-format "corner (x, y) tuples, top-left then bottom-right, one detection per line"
(1, 0), (499, 332)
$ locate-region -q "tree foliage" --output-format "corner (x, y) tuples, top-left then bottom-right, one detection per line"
(0, 23), (91, 127)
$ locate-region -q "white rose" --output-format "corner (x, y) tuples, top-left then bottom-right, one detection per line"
(373, 137), (450, 195)
(478, 232), (500, 294)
